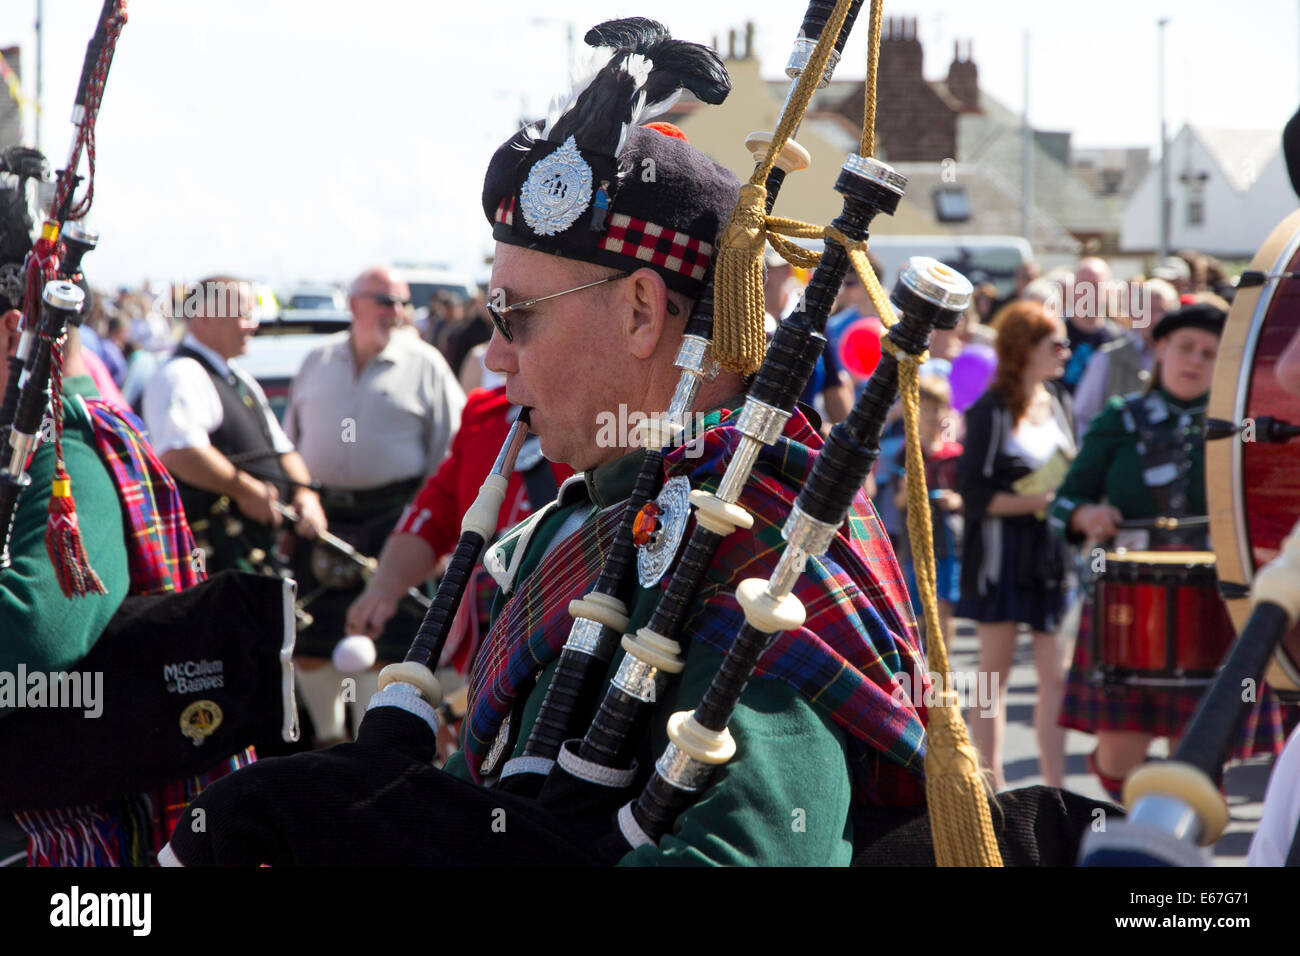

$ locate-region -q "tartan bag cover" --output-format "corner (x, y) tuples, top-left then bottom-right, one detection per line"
(463, 408), (930, 807)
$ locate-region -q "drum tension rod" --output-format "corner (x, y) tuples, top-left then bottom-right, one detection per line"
(1205, 416), (1300, 443)
(1218, 581), (1250, 601)
(1237, 270), (1300, 288)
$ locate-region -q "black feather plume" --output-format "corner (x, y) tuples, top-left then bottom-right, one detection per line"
(548, 64), (639, 155)
(584, 17), (731, 106)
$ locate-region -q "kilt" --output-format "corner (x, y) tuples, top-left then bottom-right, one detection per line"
(1059, 600), (1287, 759)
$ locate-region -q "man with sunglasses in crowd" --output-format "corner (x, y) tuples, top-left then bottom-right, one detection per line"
(281, 266), (464, 744)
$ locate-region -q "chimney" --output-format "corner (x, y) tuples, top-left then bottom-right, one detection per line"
(728, 28), (736, 60)
(946, 36), (981, 112)
(880, 14), (923, 76)
(745, 21), (755, 60)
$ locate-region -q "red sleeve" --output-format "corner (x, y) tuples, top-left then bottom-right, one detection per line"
(393, 388), (506, 556)
(394, 436), (465, 557)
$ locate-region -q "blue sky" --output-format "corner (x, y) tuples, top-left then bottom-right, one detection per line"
(1, 0), (1296, 288)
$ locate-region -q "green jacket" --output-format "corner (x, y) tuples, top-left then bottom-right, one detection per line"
(1049, 387), (1206, 543)
(1, 376), (130, 694)
(443, 451), (856, 866)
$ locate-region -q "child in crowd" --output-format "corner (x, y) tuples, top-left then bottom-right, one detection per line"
(892, 375), (963, 643)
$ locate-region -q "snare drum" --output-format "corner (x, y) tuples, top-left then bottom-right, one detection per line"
(1091, 551), (1237, 687)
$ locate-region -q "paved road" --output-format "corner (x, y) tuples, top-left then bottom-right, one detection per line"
(946, 619), (1276, 866)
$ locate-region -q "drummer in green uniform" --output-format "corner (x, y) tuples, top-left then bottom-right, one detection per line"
(1049, 303), (1285, 798)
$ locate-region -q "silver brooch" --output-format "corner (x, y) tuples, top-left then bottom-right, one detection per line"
(520, 136), (593, 237)
(637, 476), (692, 588)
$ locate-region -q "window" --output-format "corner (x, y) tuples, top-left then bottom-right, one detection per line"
(1187, 199), (1204, 227)
(933, 186), (971, 223)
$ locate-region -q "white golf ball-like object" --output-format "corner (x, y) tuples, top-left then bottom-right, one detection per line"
(333, 634), (377, 674)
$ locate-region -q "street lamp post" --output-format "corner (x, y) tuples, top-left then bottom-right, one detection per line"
(1158, 17), (1170, 259)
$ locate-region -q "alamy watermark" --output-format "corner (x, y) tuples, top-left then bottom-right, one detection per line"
(891, 669), (1000, 718)
(0, 665), (103, 718)
(595, 404), (707, 458)
(1031, 277), (1161, 328)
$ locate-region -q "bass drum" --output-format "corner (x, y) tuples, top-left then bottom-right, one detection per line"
(1206, 207), (1300, 699)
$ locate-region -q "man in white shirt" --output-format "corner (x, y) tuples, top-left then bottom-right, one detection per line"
(281, 266), (464, 742)
(142, 276), (326, 576)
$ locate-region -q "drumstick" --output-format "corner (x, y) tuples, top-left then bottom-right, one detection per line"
(1115, 515), (1209, 531)
(271, 501), (432, 610)
(235, 462), (323, 492)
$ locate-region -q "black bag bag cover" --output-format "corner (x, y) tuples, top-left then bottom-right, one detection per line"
(0, 570), (297, 809)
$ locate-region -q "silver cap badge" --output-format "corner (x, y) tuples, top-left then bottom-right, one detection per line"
(520, 136), (593, 237)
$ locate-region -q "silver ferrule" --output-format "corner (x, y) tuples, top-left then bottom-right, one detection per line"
(665, 376), (701, 434)
(734, 397), (789, 445)
(563, 616), (606, 658)
(491, 415), (531, 478)
(7, 430), (38, 478)
(715, 438), (762, 504)
(655, 742), (713, 792)
(612, 655), (660, 703)
(42, 279), (84, 313)
(785, 38), (840, 87)
(768, 544), (811, 600)
(62, 221), (100, 247)
(672, 334), (714, 379)
(14, 329), (34, 363)
(782, 503), (841, 555)
(842, 153), (908, 197)
(1129, 795), (1205, 844)
(899, 257), (975, 311)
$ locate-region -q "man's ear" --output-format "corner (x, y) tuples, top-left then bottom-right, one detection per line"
(622, 268), (670, 360)
(1, 309), (20, 357)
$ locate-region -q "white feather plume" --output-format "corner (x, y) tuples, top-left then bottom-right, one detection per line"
(614, 52), (652, 155)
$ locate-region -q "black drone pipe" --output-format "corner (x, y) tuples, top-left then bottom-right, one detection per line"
(0, 282), (85, 569)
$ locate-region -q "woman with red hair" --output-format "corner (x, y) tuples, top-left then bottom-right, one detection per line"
(956, 301), (1076, 790)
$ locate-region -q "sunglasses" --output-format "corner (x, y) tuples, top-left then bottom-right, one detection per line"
(487, 272), (677, 343)
(364, 292), (411, 309)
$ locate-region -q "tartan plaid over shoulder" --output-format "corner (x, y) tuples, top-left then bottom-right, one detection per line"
(80, 397), (204, 595)
(465, 407), (929, 806)
(663, 407), (929, 806)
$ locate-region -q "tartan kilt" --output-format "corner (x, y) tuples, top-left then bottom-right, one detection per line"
(1059, 600), (1286, 759)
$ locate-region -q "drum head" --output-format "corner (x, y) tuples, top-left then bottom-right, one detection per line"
(1207, 208), (1300, 691)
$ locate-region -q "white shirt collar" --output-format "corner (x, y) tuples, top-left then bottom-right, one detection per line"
(181, 331), (235, 379)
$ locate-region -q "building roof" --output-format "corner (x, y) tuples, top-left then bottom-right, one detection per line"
(1189, 125), (1280, 193)
(956, 92), (1122, 235)
(888, 162), (1081, 253)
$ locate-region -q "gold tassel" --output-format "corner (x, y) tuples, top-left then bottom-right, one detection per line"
(711, 183), (770, 375)
(924, 692), (1002, 866)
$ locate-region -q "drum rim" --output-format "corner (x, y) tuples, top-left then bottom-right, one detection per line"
(1207, 208), (1300, 634)
(1102, 550), (1217, 565)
